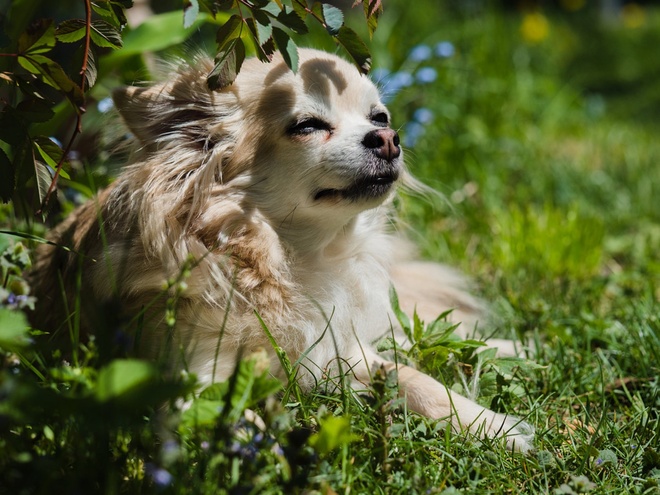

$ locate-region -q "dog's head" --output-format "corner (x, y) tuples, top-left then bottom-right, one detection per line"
(113, 49), (404, 243)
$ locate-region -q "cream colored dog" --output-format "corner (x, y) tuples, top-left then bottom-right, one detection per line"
(31, 49), (533, 451)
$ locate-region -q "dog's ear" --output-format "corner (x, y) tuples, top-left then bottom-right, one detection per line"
(112, 66), (229, 148)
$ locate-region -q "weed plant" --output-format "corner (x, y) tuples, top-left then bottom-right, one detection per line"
(1, 2), (660, 494)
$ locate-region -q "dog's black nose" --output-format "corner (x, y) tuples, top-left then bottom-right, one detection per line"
(362, 128), (401, 162)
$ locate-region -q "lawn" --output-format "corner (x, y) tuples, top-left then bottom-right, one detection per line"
(1, 1), (659, 494)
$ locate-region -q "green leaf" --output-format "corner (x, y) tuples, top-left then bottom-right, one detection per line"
(308, 415), (359, 454)
(33, 136), (71, 180)
(18, 19), (56, 55)
(17, 54), (84, 110)
(272, 27), (298, 74)
(215, 14), (243, 51)
(277, 6), (308, 35)
(83, 47), (97, 88)
(0, 149), (14, 203)
(90, 19), (123, 49)
(335, 26), (371, 74)
(92, 1), (129, 28)
(183, 0), (200, 29)
(16, 98), (55, 123)
(106, 11), (216, 61)
(55, 19), (86, 43)
(0, 309), (31, 352)
(180, 398), (222, 428)
(207, 38), (245, 90)
(96, 359), (159, 402)
(322, 4), (344, 36)
(33, 160), (53, 207)
(389, 286), (411, 339)
(363, 0), (382, 38)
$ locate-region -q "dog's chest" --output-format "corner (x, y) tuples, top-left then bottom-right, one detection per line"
(293, 254), (393, 345)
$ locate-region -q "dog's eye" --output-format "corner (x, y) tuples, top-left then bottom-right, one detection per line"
(370, 112), (389, 127)
(288, 117), (332, 136)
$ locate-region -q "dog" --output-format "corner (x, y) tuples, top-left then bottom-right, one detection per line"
(30, 48), (533, 451)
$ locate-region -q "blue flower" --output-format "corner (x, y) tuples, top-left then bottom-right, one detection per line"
(370, 67), (391, 84)
(403, 121), (425, 147)
(145, 463), (173, 489)
(436, 41), (455, 58)
(409, 44), (432, 62)
(378, 71), (414, 103)
(416, 67), (437, 84)
(97, 97), (114, 113)
(413, 108), (434, 124)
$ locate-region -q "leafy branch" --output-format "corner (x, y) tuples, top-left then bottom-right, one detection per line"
(0, 0), (380, 218)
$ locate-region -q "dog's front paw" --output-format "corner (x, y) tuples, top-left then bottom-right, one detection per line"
(486, 412), (535, 452)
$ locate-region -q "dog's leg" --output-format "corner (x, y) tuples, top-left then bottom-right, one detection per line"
(354, 349), (534, 452)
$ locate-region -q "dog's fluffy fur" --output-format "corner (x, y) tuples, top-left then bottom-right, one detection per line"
(31, 49), (533, 451)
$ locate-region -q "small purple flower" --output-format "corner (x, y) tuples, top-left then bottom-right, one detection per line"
(436, 41), (455, 58)
(200, 440), (210, 450)
(409, 44), (432, 62)
(416, 67), (437, 84)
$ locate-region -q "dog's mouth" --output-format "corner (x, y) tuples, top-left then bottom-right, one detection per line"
(314, 168), (400, 202)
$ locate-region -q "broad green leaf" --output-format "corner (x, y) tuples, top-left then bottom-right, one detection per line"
(322, 4), (344, 36)
(0, 309), (31, 352)
(90, 19), (122, 49)
(180, 398), (222, 428)
(105, 11), (217, 61)
(183, 0), (200, 29)
(207, 38), (245, 90)
(272, 27), (298, 74)
(96, 359), (159, 402)
(55, 19), (86, 43)
(308, 415), (359, 454)
(0, 149), (14, 202)
(336, 26), (371, 74)
(18, 19), (56, 55)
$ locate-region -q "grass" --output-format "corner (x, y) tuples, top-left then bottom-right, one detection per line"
(1, 2), (660, 494)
